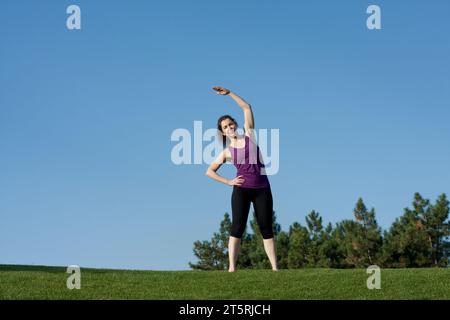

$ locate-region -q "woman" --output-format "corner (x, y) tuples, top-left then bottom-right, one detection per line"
(205, 86), (278, 272)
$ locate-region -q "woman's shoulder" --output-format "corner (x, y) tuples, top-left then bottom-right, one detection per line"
(223, 147), (232, 161)
(244, 128), (258, 145)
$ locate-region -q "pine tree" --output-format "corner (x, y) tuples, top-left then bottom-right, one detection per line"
(332, 199), (382, 268)
(287, 222), (310, 268)
(189, 213), (231, 270)
(420, 193), (449, 266)
(352, 198), (383, 266)
(236, 231), (253, 269)
(333, 219), (363, 267)
(381, 193), (431, 267)
(276, 231), (290, 269)
(320, 222), (345, 268)
(305, 211), (328, 267)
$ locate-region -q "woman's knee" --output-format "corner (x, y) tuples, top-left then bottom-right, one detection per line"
(230, 223), (246, 239)
(255, 211), (274, 239)
(260, 226), (274, 239)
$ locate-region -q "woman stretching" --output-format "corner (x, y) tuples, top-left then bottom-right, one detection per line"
(205, 86), (278, 272)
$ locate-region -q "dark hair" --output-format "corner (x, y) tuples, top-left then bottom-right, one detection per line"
(217, 114), (238, 149)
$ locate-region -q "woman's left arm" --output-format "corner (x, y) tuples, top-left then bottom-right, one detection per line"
(228, 91), (254, 131)
(212, 86), (254, 131)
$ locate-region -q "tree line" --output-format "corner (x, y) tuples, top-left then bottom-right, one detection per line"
(189, 192), (449, 270)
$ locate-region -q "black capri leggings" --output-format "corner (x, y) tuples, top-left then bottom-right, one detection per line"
(230, 185), (274, 239)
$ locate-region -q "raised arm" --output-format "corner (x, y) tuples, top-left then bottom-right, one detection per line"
(212, 86), (254, 131)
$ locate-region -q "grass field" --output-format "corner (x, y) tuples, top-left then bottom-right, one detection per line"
(1, 265), (449, 300)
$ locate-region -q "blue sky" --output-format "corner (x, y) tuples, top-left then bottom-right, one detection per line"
(1, 0), (449, 270)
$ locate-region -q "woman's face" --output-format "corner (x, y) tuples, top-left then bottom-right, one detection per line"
(220, 118), (237, 139)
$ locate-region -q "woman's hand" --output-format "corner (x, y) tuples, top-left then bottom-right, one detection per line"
(213, 86), (230, 95)
(227, 175), (245, 186)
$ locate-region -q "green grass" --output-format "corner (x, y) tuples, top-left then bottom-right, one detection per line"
(1, 265), (449, 300)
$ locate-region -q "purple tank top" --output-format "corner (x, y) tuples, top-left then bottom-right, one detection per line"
(229, 135), (270, 189)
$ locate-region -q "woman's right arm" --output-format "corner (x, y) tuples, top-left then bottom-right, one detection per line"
(205, 150), (245, 186)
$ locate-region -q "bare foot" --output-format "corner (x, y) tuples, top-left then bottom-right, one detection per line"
(228, 268), (236, 273)
(272, 268), (279, 272)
